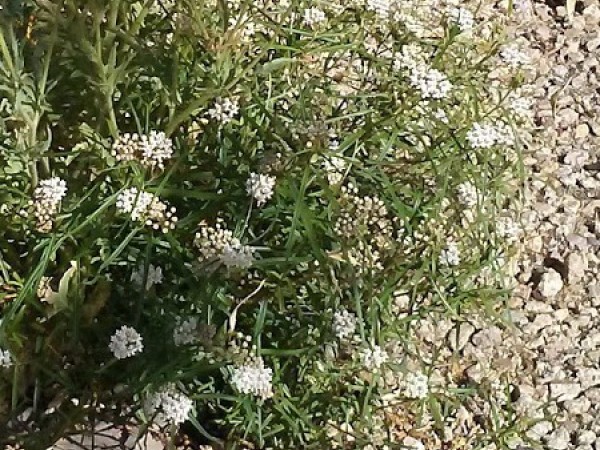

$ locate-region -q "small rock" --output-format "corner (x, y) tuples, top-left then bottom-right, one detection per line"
(525, 300), (554, 314)
(448, 322), (476, 352)
(550, 382), (582, 401)
(553, 309), (569, 322)
(565, 396), (591, 415)
(539, 269), (564, 299)
(402, 436), (425, 450)
(578, 430), (596, 445)
(545, 427), (570, 450)
(568, 253), (587, 282)
(578, 368), (600, 389)
(575, 123), (590, 139)
(526, 420), (553, 441)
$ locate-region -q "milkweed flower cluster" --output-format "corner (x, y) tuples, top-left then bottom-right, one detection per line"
(230, 356), (274, 400)
(194, 219), (255, 269)
(403, 371), (429, 399)
(466, 122), (515, 149)
(116, 187), (178, 233)
(303, 7), (327, 28)
(109, 326), (144, 359)
(0, 348), (13, 369)
(409, 66), (452, 100)
(173, 316), (200, 346)
(500, 44), (531, 68)
(207, 97), (240, 124)
(144, 383), (194, 426)
(457, 181), (479, 208)
(112, 131), (174, 170)
(30, 177), (67, 232)
(448, 7), (474, 33)
(359, 345), (389, 370)
(439, 242), (461, 267)
(333, 309), (357, 341)
(246, 172), (276, 207)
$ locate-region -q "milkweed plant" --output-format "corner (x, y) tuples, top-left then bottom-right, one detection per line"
(0, 0), (535, 449)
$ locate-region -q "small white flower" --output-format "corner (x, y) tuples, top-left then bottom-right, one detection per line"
(439, 242), (460, 267)
(246, 172), (276, 207)
(112, 131), (173, 169)
(221, 242), (255, 270)
(456, 181), (478, 207)
(0, 348), (13, 368)
(145, 383), (194, 425)
(303, 7), (327, 27)
(109, 326), (144, 359)
(195, 220), (256, 270)
(434, 108), (449, 124)
(130, 263), (163, 291)
(323, 156), (347, 185)
(31, 177), (68, 232)
(403, 371), (429, 399)
(359, 344), (388, 370)
(230, 357), (274, 399)
(333, 309), (357, 341)
(116, 187), (178, 233)
(507, 92), (533, 119)
(173, 317), (200, 346)
(409, 66), (452, 99)
(393, 44), (427, 72)
(448, 7), (474, 33)
(366, 0), (392, 19)
(466, 122), (514, 149)
(466, 123), (497, 149)
(496, 216), (521, 243)
(500, 44), (530, 68)
(207, 97), (240, 124)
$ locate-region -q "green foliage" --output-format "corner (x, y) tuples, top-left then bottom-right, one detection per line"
(0, 1), (530, 448)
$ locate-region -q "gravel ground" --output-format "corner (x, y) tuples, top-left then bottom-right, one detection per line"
(463, 1), (600, 449)
(42, 1), (600, 449)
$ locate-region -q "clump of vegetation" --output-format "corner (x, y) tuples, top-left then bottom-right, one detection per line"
(0, 1), (533, 448)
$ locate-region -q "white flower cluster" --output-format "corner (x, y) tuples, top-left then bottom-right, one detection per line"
(333, 309), (357, 341)
(393, 44), (427, 71)
(31, 177), (67, 232)
(230, 356), (274, 399)
(0, 348), (13, 368)
(194, 219), (255, 270)
(359, 344), (388, 370)
(303, 7), (327, 27)
(500, 44), (530, 68)
(366, 0), (392, 19)
(246, 172), (276, 207)
(173, 316), (200, 346)
(448, 7), (474, 33)
(409, 66), (452, 99)
(403, 371), (429, 399)
(116, 187), (178, 233)
(334, 184), (393, 243)
(456, 181), (478, 208)
(112, 131), (173, 170)
(207, 97), (240, 124)
(466, 122), (514, 149)
(145, 383), (194, 425)
(439, 241), (460, 267)
(130, 263), (163, 291)
(109, 325), (144, 359)
(323, 155), (347, 186)
(507, 91), (533, 119)
(496, 216), (521, 243)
